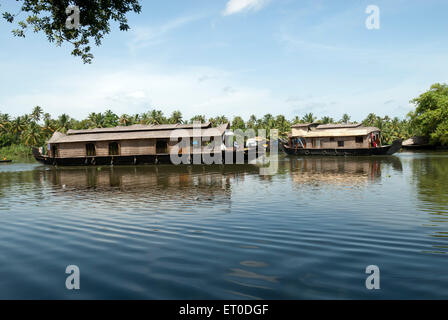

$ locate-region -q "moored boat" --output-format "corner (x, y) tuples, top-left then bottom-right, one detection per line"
(401, 136), (433, 150)
(32, 122), (252, 166)
(283, 123), (402, 156)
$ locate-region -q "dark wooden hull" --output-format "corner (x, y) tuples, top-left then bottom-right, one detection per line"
(0, 160), (12, 163)
(32, 148), (252, 166)
(401, 144), (435, 150)
(283, 139), (402, 156)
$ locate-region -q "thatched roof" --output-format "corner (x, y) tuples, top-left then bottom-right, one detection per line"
(291, 125), (379, 138)
(49, 123), (229, 144)
(291, 123), (317, 128)
(316, 123), (361, 129)
(66, 123), (211, 135)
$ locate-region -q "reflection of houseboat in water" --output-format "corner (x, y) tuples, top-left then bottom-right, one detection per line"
(33, 123), (252, 166)
(288, 156), (402, 186)
(284, 123), (402, 156)
(43, 165), (258, 204)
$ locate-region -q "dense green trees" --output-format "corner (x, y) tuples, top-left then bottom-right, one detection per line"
(0, 107), (411, 149)
(409, 83), (448, 145)
(361, 113), (412, 145)
(1, 83), (447, 151)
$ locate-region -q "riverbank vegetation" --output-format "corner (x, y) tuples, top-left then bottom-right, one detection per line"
(1, 83), (447, 157)
(408, 83), (448, 146)
(0, 145), (33, 161)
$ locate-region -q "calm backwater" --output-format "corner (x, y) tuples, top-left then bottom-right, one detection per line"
(0, 152), (447, 299)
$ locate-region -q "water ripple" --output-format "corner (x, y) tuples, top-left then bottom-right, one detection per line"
(1, 155), (448, 299)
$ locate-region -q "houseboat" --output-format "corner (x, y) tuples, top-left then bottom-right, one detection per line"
(284, 123), (402, 156)
(33, 122), (249, 166)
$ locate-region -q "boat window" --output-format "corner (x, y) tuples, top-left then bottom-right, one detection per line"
(109, 142), (120, 156)
(202, 137), (213, 147)
(355, 136), (363, 143)
(86, 143), (96, 156)
(156, 140), (168, 154)
(338, 141), (344, 147)
(52, 145), (58, 157)
(330, 137), (335, 142)
(315, 139), (321, 148)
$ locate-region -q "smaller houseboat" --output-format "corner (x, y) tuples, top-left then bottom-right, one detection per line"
(33, 122), (250, 166)
(284, 123), (402, 156)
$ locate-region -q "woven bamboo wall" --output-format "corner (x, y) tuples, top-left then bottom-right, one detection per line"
(54, 139), (174, 157)
(57, 142), (86, 158)
(305, 135), (371, 149)
(95, 141), (110, 156)
(121, 139), (155, 155)
(51, 136), (227, 158)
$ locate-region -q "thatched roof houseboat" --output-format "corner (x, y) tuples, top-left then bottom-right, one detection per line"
(33, 122), (235, 166)
(284, 123), (402, 156)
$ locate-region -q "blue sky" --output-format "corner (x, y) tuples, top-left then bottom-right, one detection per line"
(1, 0), (447, 122)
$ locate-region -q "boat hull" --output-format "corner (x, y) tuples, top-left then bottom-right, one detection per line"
(32, 148), (252, 166)
(401, 144), (435, 150)
(283, 139), (402, 156)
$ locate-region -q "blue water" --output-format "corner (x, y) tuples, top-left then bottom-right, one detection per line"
(0, 153), (447, 299)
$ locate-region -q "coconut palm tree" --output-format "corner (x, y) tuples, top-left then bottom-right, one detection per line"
(148, 110), (166, 125)
(57, 114), (72, 132)
(31, 106), (43, 122)
(291, 115), (301, 124)
(139, 112), (150, 124)
(340, 113), (351, 124)
(209, 115), (229, 126)
(302, 113), (316, 123)
(88, 112), (104, 128)
(132, 114), (141, 124)
(0, 113), (10, 133)
(0, 121), (8, 133)
(22, 114), (32, 125)
(363, 113), (378, 127)
(0, 113), (10, 123)
(43, 113), (52, 122)
(22, 122), (42, 146)
(10, 117), (26, 138)
(275, 115), (291, 136)
(42, 118), (56, 136)
(168, 110), (183, 124)
(320, 116), (334, 124)
(119, 114), (132, 126)
(190, 115), (206, 124)
(247, 115), (258, 129)
(103, 109), (119, 127)
(231, 116), (246, 130)
(262, 114), (274, 127)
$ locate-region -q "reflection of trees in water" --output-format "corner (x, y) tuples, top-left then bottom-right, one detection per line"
(0, 169), (42, 199)
(287, 157), (402, 186)
(411, 155), (448, 209)
(408, 154), (448, 255)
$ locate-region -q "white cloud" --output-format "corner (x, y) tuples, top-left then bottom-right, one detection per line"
(0, 63), (286, 121)
(128, 14), (204, 51)
(223, 0), (270, 16)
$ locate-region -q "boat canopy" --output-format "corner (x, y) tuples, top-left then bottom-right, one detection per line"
(290, 123), (380, 138)
(48, 123), (229, 144)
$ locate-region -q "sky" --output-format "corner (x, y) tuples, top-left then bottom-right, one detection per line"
(0, 0), (448, 122)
